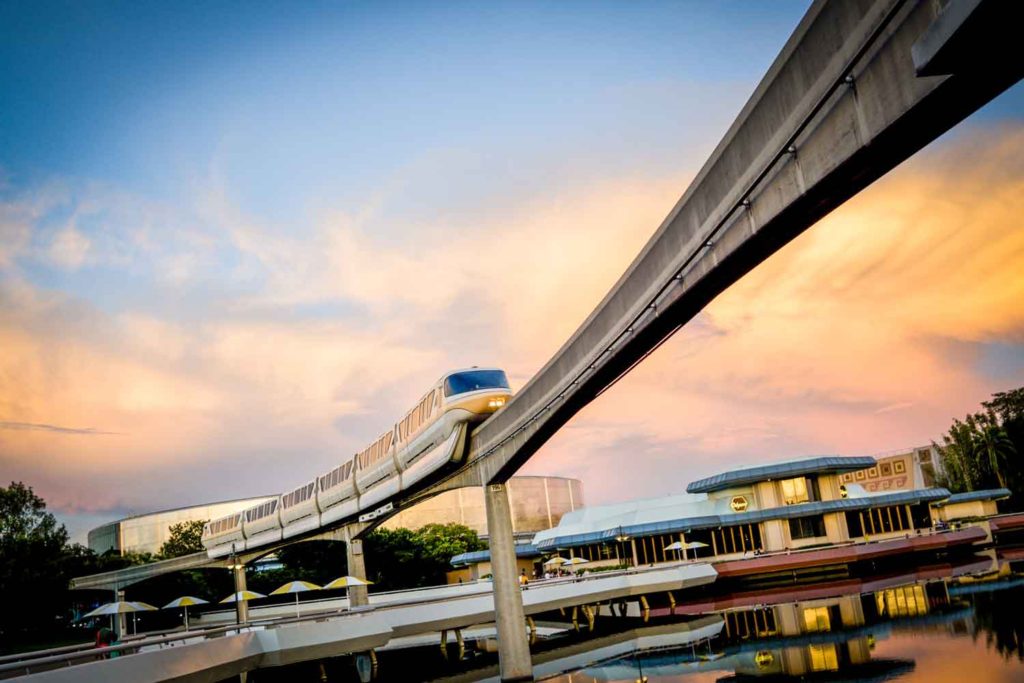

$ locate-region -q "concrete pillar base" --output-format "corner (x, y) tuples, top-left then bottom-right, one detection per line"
(346, 533), (370, 608)
(484, 482), (533, 681)
(232, 558), (248, 624)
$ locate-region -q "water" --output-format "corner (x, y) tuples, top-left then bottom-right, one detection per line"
(248, 562), (1024, 682)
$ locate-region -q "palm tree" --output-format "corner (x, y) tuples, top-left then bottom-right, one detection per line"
(972, 415), (1017, 490)
(942, 418), (980, 491)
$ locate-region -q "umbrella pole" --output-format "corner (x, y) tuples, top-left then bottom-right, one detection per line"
(184, 608), (189, 631)
(295, 593), (300, 618)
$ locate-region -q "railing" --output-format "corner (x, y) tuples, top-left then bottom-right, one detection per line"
(0, 561), (713, 678)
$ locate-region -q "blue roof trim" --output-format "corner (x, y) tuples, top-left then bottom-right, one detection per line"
(932, 488), (1011, 506)
(686, 456), (878, 493)
(451, 544), (540, 567)
(534, 488), (950, 550)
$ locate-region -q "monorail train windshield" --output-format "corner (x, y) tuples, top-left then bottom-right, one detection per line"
(444, 369), (510, 397)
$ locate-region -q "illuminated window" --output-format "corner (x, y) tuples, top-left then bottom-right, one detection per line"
(875, 585), (928, 618)
(802, 606), (832, 633)
(780, 477), (819, 505)
(807, 643), (839, 671)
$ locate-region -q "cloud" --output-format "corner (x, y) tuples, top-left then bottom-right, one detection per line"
(1, 124), (1022, 525)
(47, 223), (91, 270)
(519, 126), (1024, 502)
(0, 421), (119, 435)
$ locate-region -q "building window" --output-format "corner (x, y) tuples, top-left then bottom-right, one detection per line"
(875, 585), (928, 618)
(789, 515), (826, 540)
(808, 643), (840, 672)
(846, 504), (915, 537)
(802, 606), (832, 632)
(723, 608), (777, 640)
(780, 477), (820, 505)
(708, 523), (764, 556)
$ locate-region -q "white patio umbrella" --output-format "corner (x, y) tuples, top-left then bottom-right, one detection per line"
(664, 540), (685, 561)
(82, 600), (155, 618)
(271, 581), (321, 617)
(162, 596), (209, 630)
(83, 600), (157, 637)
(681, 540), (708, 560)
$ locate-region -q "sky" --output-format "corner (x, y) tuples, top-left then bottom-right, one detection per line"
(1, 1), (1022, 544)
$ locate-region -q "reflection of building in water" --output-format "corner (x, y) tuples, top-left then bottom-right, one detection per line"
(538, 577), (967, 683)
(719, 581), (943, 678)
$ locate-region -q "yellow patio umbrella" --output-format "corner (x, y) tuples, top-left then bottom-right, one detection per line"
(162, 596), (209, 630)
(323, 575), (373, 590)
(270, 581), (321, 617)
(219, 590), (266, 604)
(543, 556), (568, 567)
(324, 576), (373, 605)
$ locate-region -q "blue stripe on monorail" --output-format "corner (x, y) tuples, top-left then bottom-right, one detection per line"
(533, 488), (951, 550)
(451, 544), (540, 567)
(686, 456), (878, 493)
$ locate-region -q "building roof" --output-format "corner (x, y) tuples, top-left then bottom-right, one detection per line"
(532, 487), (950, 550)
(103, 495), (278, 524)
(451, 544), (540, 567)
(686, 456), (877, 493)
(931, 488), (1011, 507)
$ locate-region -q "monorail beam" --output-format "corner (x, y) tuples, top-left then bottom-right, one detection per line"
(459, 0), (1023, 486)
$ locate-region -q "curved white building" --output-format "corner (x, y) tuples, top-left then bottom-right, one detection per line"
(87, 496), (275, 556)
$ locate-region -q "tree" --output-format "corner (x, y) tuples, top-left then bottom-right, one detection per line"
(158, 520), (207, 558)
(0, 483), (73, 639)
(973, 417), (1017, 490)
(936, 387), (1024, 509)
(416, 523), (487, 566)
(0, 482), (68, 545)
(938, 418), (979, 491)
(362, 523), (486, 590)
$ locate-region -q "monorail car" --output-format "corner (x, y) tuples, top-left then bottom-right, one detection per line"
(242, 498), (282, 550)
(280, 480), (320, 539)
(203, 368), (512, 556)
(317, 460), (359, 527)
(203, 512), (245, 558)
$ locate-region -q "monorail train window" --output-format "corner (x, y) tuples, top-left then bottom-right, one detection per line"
(444, 370), (510, 396)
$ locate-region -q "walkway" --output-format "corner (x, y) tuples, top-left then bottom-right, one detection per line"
(7, 563), (716, 682)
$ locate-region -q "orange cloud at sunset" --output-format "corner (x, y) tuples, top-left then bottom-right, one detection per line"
(1, 125), (1023, 523)
(520, 126), (1024, 500)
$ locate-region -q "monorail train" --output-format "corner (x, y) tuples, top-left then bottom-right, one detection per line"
(202, 368), (511, 557)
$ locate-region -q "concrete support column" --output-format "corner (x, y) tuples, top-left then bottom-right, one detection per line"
(484, 482), (532, 682)
(346, 535), (370, 608)
(115, 589), (127, 640)
(232, 560), (249, 624)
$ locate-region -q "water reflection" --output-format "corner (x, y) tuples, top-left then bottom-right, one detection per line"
(537, 565), (1023, 683)
(249, 558), (1024, 682)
